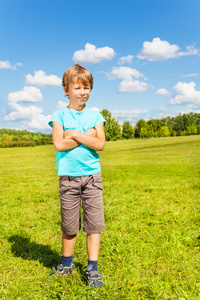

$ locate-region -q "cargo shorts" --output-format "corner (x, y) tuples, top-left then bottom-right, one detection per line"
(59, 172), (105, 235)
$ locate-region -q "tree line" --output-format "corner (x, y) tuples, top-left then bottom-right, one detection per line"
(1, 110), (200, 147)
(101, 109), (200, 141)
(0, 129), (52, 148)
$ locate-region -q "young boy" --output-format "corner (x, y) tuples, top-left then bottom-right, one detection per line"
(48, 64), (106, 288)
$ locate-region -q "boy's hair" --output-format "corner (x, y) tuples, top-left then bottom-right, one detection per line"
(62, 64), (93, 91)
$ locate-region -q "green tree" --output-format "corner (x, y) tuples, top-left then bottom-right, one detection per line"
(122, 121), (135, 139)
(197, 125), (200, 134)
(101, 109), (121, 141)
(0, 128), (52, 148)
(147, 124), (154, 137)
(171, 130), (177, 137)
(147, 119), (165, 137)
(187, 125), (197, 135)
(135, 119), (146, 138)
(140, 126), (149, 138)
(158, 126), (170, 137)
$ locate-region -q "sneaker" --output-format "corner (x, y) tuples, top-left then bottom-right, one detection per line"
(85, 265), (104, 288)
(49, 263), (75, 279)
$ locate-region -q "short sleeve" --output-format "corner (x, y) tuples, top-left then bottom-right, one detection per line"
(48, 110), (64, 128)
(95, 112), (106, 127)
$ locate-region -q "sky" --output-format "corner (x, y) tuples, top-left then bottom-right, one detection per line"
(1, 0), (200, 133)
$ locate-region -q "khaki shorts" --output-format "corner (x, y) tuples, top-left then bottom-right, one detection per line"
(59, 172), (105, 235)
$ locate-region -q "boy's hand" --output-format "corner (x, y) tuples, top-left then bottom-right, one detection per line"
(85, 128), (97, 137)
(63, 129), (77, 139)
(52, 122), (80, 152)
(63, 128), (96, 139)
(63, 123), (105, 151)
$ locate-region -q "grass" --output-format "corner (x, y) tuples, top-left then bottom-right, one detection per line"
(0, 135), (200, 299)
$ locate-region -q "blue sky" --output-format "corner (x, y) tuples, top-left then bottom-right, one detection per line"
(1, 0), (200, 132)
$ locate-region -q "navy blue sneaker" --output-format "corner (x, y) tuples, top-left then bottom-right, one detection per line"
(85, 265), (104, 287)
(49, 263), (75, 278)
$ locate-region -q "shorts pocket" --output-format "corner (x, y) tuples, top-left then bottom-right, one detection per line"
(92, 173), (103, 190)
(59, 176), (70, 193)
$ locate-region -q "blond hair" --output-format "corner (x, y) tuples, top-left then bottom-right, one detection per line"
(62, 64), (93, 92)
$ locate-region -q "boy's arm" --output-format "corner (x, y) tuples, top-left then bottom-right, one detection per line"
(64, 122), (105, 151)
(52, 122), (96, 152)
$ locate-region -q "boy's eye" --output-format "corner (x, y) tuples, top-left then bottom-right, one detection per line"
(74, 86), (90, 90)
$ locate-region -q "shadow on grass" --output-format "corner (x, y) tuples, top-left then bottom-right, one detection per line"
(8, 235), (87, 281)
(8, 234), (61, 268)
(73, 262), (87, 284)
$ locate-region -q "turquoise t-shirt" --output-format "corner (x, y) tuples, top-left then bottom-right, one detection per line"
(49, 107), (105, 176)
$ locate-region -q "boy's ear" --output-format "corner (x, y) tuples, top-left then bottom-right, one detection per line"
(63, 86), (69, 95)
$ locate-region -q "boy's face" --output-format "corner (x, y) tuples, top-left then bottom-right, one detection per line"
(65, 77), (91, 109)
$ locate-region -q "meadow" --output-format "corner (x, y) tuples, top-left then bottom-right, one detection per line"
(0, 135), (200, 299)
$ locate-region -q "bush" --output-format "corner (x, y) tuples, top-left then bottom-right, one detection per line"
(0, 129), (52, 148)
(101, 109), (121, 141)
(122, 121), (135, 139)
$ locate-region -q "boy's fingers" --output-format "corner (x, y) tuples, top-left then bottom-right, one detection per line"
(64, 130), (73, 139)
(86, 128), (97, 137)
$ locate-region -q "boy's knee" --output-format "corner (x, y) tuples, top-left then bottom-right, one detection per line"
(62, 233), (76, 239)
(61, 222), (80, 235)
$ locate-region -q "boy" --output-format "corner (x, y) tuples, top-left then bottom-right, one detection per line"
(48, 64), (106, 288)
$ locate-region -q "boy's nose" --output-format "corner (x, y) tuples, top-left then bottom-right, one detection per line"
(80, 88), (85, 94)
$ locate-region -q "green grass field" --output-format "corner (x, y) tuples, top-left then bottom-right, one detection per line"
(0, 136), (200, 299)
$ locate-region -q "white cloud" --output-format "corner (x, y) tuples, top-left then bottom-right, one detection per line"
(73, 43), (116, 64)
(178, 45), (198, 57)
(112, 109), (148, 118)
(8, 86), (43, 103)
(25, 113), (52, 130)
(170, 82), (200, 105)
(4, 103), (43, 121)
(147, 109), (176, 121)
(26, 70), (62, 87)
(118, 55), (134, 65)
(109, 66), (146, 80)
(15, 62), (23, 67)
(155, 88), (170, 95)
(5, 85), (51, 130)
(106, 66), (148, 93)
(91, 107), (100, 111)
(182, 73), (199, 78)
(0, 61), (14, 70)
(137, 38), (198, 61)
(112, 109), (148, 124)
(188, 104), (200, 110)
(0, 60), (23, 70)
(118, 80), (148, 93)
(172, 105), (200, 115)
(56, 100), (68, 109)
(4, 100), (52, 130)
(5, 104), (52, 130)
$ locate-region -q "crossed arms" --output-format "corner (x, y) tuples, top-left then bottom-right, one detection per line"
(52, 121), (106, 152)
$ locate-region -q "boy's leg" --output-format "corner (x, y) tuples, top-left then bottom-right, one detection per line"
(86, 233), (101, 261)
(62, 233), (76, 256)
(50, 233), (76, 278)
(86, 233), (104, 287)
(59, 175), (82, 259)
(81, 173), (105, 287)
(51, 176), (81, 277)
(61, 233), (76, 269)
(82, 173), (105, 235)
